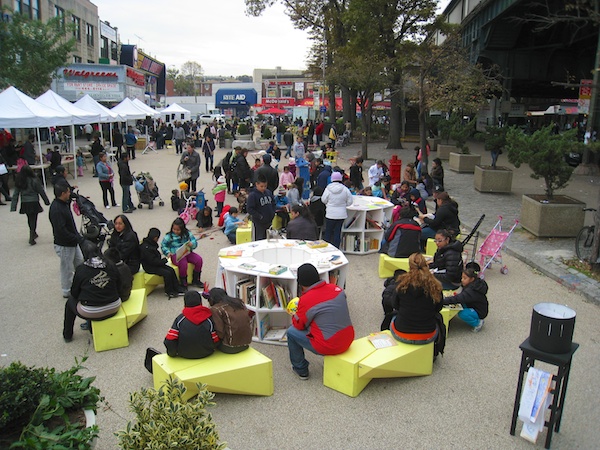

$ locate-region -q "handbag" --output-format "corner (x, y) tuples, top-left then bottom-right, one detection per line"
(144, 347), (161, 373)
(177, 163), (192, 182)
(0, 163), (7, 175)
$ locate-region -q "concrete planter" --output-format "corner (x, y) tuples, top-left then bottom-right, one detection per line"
(232, 139), (254, 150)
(236, 134), (252, 141)
(224, 138), (232, 149)
(474, 165), (513, 193)
(449, 152), (481, 173)
(437, 144), (456, 160)
(520, 194), (585, 237)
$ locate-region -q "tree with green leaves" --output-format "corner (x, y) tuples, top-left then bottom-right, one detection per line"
(0, 7), (75, 96)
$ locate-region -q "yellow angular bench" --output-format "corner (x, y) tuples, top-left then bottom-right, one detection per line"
(440, 306), (461, 334)
(91, 288), (148, 352)
(152, 348), (274, 399)
(378, 254), (410, 279)
(236, 222), (252, 244)
(168, 262), (195, 284)
(323, 330), (434, 397)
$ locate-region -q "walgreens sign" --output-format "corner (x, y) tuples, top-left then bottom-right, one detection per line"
(63, 69), (118, 79)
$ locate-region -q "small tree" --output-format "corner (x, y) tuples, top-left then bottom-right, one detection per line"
(477, 125), (507, 168)
(437, 114), (459, 144)
(450, 118), (475, 154)
(506, 126), (580, 199)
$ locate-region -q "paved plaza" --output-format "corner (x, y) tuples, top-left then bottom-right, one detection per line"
(0, 138), (599, 449)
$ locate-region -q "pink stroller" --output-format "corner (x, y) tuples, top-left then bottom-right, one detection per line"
(478, 216), (519, 277)
(179, 196), (198, 224)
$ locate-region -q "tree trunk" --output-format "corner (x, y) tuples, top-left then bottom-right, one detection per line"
(388, 73), (403, 149)
(591, 188), (600, 270)
(418, 72), (429, 175)
(349, 89), (357, 132)
(341, 86), (353, 124)
(328, 82), (337, 122)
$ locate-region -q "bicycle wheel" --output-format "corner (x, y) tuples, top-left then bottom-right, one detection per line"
(575, 226), (595, 262)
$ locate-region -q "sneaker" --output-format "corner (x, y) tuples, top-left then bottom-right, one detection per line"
(62, 293), (69, 299)
(64, 336), (73, 343)
(177, 285), (187, 293)
(106, 205), (110, 209)
(80, 322), (90, 331)
(291, 366), (309, 380)
(472, 319), (484, 332)
(123, 209), (133, 213)
(113, 203), (120, 207)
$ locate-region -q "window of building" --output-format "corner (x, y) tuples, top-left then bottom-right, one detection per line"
(13, 0), (40, 19)
(55, 5), (65, 28)
(110, 41), (118, 61)
(73, 55), (82, 63)
(86, 23), (94, 46)
(87, 59), (94, 63)
(280, 85), (293, 98)
(72, 16), (81, 41)
(100, 36), (108, 59)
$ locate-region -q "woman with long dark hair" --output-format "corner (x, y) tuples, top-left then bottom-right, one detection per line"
(108, 214), (140, 274)
(161, 217), (204, 289)
(389, 253), (443, 345)
(205, 287), (253, 353)
(10, 166), (50, 245)
(286, 177), (304, 207)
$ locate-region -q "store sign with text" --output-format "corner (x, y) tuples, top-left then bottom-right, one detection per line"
(264, 98), (296, 106)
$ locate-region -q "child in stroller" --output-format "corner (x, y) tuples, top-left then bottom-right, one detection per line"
(135, 171), (164, 210)
(72, 191), (114, 249)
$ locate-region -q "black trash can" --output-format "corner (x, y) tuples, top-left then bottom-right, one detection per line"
(529, 303), (576, 354)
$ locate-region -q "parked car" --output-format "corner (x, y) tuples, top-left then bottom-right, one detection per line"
(199, 114), (225, 124)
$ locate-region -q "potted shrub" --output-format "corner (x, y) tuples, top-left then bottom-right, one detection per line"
(506, 125), (585, 237)
(474, 125), (513, 193)
(0, 357), (101, 449)
(236, 122), (251, 140)
(436, 114), (459, 159)
(223, 131), (233, 149)
(116, 377), (225, 450)
(449, 119), (480, 173)
(262, 126), (272, 140)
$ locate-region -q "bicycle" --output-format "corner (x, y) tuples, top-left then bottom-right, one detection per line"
(575, 208), (597, 262)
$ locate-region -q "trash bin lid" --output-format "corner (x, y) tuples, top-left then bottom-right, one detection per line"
(533, 303), (576, 320)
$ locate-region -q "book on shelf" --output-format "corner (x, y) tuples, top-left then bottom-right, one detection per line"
(274, 284), (290, 309)
(258, 314), (270, 339)
(236, 278), (257, 306)
(263, 327), (287, 341)
(365, 216), (383, 229)
(343, 215), (358, 229)
(329, 269), (339, 285)
(261, 282), (279, 309)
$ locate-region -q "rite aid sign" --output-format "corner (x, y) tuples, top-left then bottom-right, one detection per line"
(216, 89), (257, 106)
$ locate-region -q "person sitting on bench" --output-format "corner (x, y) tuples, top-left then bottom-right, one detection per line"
(164, 291), (219, 359)
(204, 288), (253, 354)
(429, 229), (463, 290)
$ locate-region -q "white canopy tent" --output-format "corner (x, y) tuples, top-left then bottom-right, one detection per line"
(74, 94), (125, 147)
(0, 86), (73, 187)
(111, 98), (151, 120)
(36, 91), (101, 179)
(160, 103), (191, 123)
(132, 98), (160, 118)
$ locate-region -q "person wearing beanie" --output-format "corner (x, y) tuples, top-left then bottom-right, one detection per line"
(164, 291), (220, 359)
(409, 188), (427, 214)
(322, 170), (353, 248)
(212, 175), (227, 217)
(287, 263), (354, 379)
(255, 153), (279, 192)
(139, 228), (186, 298)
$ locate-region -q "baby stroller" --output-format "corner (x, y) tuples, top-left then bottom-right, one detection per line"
(477, 216), (519, 277)
(135, 171), (164, 210)
(337, 130), (351, 147)
(179, 195), (198, 224)
(72, 191), (114, 250)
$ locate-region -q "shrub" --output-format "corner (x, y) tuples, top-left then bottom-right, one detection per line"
(263, 127), (272, 139)
(237, 122), (249, 136)
(116, 377), (225, 450)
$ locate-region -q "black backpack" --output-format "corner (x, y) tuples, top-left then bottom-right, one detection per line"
(221, 151), (232, 172)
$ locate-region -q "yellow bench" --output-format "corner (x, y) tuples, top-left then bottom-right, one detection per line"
(91, 288), (148, 352)
(152, 348), (274, 399)
(323, 330), (434, 397)
(236, 223), (252, 244)
(168, 262), (195, 284)
(440, 306), (460, 334)
(378, 254), (410, 279)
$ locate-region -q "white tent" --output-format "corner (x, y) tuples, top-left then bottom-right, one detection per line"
(132, 98), (160, 118)
(0, 86), (73, 187)
(74, 94), (124, 123)
(160, 103), (191, 123)
(0, 86), (72, 128)
(36, 90), (102, 180)
(111, 98), (151, 120)
(36, 90), (101, 125)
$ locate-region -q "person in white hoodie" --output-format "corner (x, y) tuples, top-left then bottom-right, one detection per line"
(322, 171), (353, 248)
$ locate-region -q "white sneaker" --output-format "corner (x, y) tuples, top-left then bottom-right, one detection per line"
(106, 205), (111, 209)
(472, 319), (484, 332)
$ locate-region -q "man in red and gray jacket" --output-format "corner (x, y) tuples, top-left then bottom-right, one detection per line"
(287, 263), (354, 380)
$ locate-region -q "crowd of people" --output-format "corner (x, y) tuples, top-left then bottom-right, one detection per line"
(2, 118), (491, 385)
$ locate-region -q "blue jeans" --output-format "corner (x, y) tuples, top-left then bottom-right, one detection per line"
(287, 326), (318, 374)
(458, 308), (481, 327)
(122, 185), (133, 211)
(324, 218), (344, 249)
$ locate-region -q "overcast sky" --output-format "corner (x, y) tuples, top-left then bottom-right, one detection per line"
(95, 0), (451, 77)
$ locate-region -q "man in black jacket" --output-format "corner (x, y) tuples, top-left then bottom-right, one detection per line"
(49, 184), (85, 298)
(164, 291), (219, 359)
(117, 153), (135, 213)
(234, 148), (252, 189)
(254, 154), (278, 192)
(247, 175), (276, 241)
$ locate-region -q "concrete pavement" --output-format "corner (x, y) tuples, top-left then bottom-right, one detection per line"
(0, 138), (598, 449)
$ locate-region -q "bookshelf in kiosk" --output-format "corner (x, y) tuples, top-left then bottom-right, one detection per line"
(341, 196), (394, 255)
(216, 240), (349, 345)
